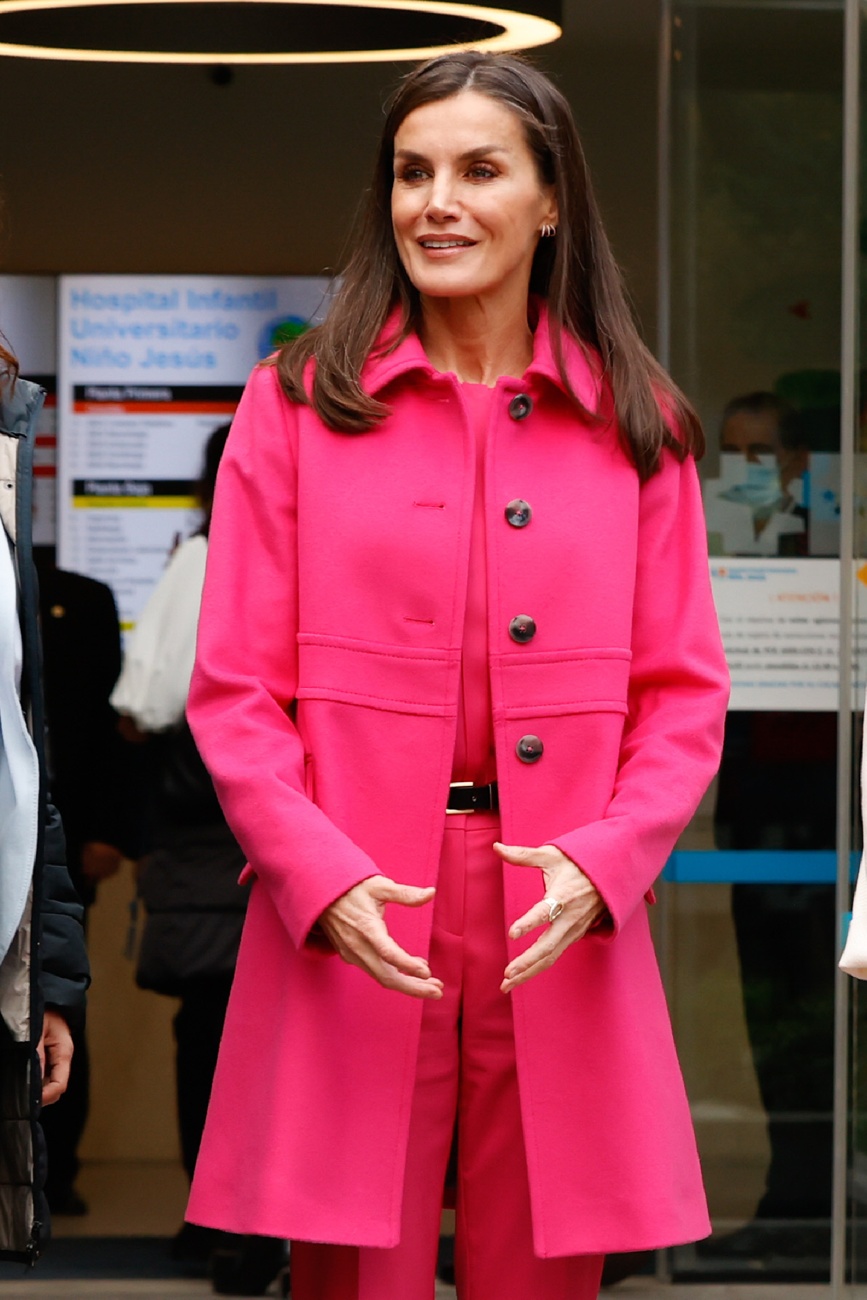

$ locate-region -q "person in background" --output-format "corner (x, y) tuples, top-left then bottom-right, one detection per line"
(704, 392), (809, 557)
(33, 552), (136, 1218)
(0, 338), (89, 1262)
(112, 424), (286, 1296)
(184, 51), (729, 1300)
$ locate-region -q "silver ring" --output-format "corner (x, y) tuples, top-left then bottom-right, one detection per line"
(545, 897), (564, 924)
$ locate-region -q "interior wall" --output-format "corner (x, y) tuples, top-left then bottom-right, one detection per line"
(0, 0), (661, 336)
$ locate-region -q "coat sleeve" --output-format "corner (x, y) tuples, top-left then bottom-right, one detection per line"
(549, 447), (730, 937)
(186, 365), (379, 950)
(38, 799), (90, 1031)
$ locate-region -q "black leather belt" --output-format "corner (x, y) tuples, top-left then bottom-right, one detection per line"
(446, 780), (499, 814)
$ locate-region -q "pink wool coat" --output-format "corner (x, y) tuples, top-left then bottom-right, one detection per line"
(185, 307), (730, 1257)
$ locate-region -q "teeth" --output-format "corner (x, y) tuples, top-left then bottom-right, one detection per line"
(420, 240), (471, 249)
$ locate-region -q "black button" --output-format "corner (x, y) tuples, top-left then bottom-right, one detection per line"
(509, 615), (536, 644)
(505, 498), (532, 528)
(516, 734), (544, 763)
(508, 394), (533, 421)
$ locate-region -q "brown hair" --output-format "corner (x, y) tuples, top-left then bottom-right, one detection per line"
(275, 50), (702, 479)
(0, 336), (18, 390)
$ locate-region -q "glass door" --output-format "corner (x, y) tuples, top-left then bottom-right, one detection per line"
(845, 0), (865, 1286)
(661, 0), (845, 1282)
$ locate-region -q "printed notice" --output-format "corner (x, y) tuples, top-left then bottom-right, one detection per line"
(58, 275), (332, 628)
(711, 558), (867, 710)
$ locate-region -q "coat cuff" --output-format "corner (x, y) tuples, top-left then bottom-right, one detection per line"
(548, 822), (656, 941)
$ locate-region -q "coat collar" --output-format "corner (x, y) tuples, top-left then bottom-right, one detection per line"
(0, 377), (43, 440)
(360, 301), (606, 415)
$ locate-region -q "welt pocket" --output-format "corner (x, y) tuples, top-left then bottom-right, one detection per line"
(492, 647), (632, 719)
(296, 633), (458, 717)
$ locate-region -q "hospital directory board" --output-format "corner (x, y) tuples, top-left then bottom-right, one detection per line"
(57, 274), (331, 630)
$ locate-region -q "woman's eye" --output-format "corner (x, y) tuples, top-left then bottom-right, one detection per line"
(468, 164), (497, 180)
(397, 167), (427, 183)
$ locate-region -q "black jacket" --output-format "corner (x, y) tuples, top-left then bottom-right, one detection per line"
(0, 378), (90, 1263)
(36, 560), (143, 901)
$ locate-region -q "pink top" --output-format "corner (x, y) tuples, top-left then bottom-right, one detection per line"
(451, 383), (497, 785)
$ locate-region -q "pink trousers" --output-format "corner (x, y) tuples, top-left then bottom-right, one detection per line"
(291, 812), (604, 1300)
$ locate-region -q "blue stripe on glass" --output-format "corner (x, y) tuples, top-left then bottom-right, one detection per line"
(663, 850), (860, 884)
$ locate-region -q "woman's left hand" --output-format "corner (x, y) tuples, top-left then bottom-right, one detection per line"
(494, 842), (607, 993)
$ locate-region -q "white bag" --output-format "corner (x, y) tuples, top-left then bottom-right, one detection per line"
(110, 534), (207, 733)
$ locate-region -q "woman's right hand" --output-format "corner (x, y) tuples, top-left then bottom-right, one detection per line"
(318, 877), (443, 1000)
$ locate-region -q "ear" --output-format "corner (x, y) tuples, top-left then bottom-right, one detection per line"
(542, 178), (559, 224)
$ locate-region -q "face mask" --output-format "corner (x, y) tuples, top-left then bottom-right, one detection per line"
(719, 455), (784, 510)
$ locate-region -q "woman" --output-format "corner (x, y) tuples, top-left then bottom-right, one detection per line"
(185, 51), (730, 1300)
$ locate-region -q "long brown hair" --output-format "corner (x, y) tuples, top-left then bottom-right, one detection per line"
(276, 50), (702, 479)
(0, 337), (18, 391)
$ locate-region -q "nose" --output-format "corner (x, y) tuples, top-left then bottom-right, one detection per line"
(424, 172), (460, 222)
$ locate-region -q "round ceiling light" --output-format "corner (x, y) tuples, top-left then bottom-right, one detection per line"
(0, 0), (561, 62)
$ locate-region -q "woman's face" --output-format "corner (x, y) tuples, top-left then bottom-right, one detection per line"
(391, 90), (557, 309)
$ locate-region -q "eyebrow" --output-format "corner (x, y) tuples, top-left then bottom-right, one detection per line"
(394, 145), (512, 164)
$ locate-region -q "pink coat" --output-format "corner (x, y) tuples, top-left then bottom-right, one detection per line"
(185, 308), (730, 1256)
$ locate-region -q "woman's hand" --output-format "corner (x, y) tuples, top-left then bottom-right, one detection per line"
(495, 843), (607, 993)
(318, 876), (444, 1000)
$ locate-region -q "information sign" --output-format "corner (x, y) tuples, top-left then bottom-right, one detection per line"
(57, 274), (331, 628)
(711, 558), (867, 710)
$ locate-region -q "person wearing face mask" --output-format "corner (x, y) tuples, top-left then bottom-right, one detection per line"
(704, 392), (809, 557)
(180, 51), (729, 1300)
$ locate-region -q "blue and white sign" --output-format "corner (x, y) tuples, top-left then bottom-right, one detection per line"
(710, 557), (867, 710)
(58, 274), (332, 628)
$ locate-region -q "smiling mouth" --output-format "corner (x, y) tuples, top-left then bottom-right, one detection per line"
(418, 238), (476, 249)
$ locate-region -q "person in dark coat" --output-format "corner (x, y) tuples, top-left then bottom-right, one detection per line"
(113, 425), (286, 1292)
(33, 554), (138, 1217)
(0, 341), (89, 1263)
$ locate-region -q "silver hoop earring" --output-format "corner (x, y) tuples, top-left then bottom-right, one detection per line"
(540, 223), (557, 239)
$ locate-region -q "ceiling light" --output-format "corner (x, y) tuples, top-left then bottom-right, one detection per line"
(0, 0), (561, 63)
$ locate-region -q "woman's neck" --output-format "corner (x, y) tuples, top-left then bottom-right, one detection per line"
(418, 295), (534, 387)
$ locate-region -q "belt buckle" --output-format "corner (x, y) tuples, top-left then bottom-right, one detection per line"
(447, 780), (474, 814)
